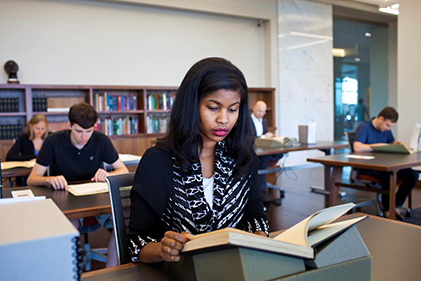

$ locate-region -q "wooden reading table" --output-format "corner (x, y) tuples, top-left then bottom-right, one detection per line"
(307, 152), (421, 219)
(2, 186), (111, 219)
(81, 215), (421, 281)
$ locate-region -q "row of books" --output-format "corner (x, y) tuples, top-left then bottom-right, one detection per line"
(94, 92), (138, 112)
(32, 97), (48, 112)
(48, 122), (68, 132)
(147, 92), (176, 111)
(147, 115), (169, 134)
(0, 124), (23, 140)
(0, 98), (19, 112)
(96, 116), (139, 136)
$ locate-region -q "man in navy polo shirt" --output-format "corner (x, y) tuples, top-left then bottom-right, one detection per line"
(353, 106), (418, 218)
(28, 102), (128, 267)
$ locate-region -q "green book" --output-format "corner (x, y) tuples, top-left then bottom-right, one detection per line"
(370, 143), (418, 154)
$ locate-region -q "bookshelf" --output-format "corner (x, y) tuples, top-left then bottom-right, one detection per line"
(0, 84), (275, 160)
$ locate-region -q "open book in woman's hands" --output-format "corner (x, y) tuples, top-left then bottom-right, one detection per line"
(182, 203), (365, 259)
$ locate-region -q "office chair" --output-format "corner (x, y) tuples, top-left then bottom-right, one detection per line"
(79, 217), (108, 271)
(261, 159), (285, 206)
(106, 172), (135, 265)
(336, 132), (412, 217)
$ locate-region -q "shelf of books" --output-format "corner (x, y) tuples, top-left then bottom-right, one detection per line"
(145, 89), (176, 134)
(0, 85), (28, 140)
(249, 87), (276, 131)
(0, 84), (275, 141)
(31, 86), (90, 134)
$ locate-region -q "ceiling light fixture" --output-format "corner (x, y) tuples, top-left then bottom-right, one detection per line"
(332, 48), (346, 57)
(379, 3), (399, 15)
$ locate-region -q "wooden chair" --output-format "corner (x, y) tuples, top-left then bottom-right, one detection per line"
(106, 172), (135, 265)
(335, 132), (412, 217)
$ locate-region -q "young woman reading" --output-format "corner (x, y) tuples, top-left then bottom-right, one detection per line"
(128, 57), (268, 263)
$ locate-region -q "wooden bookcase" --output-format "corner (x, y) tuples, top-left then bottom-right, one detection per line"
(0, 84), (275, 159)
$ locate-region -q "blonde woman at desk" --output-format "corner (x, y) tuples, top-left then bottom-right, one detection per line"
(6, 113), (49, 186)
(128, 57), (269, 264)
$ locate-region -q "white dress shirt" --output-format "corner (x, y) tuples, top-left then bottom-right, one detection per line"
(251, 114), (264, 137)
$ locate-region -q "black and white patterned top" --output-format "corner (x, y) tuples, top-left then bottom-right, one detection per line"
(128, 142), (269, 262)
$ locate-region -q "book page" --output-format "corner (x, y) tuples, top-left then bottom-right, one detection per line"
(2, 161), (35, 170)
(119, 154), (142, 163)
(306, 203), (355, 231)
(188, 227), (256, 240)
(307, 216), (366, 246)
(182, 227), (314, 259)
(68, 182), (108, 196)
(272, 217), (313, 247)
(273, 203), (355, 247)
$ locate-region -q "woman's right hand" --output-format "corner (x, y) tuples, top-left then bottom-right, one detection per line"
(160, 231), (190, 262)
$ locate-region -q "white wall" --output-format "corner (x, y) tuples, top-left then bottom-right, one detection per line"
(397, 0), (421, 142)
(0, 0), (277, 88)
(276, 0), (333, 166)
(278, 0), (333, 141)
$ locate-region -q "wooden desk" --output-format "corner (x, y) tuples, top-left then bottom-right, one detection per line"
(2, 154), (141, 187)
(307, 152), (421, 219)
(2, 186), (111, 219)
(2, 167), (32, 178)
(255, 141), (347, 157)
(255, 142), (348, 200)
(81, 215), (421, 281)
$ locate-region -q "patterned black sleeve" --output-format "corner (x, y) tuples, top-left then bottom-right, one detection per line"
(128, 235), (158, 263)
(243, 216), (270, 236)
(127, 147), (173, 262)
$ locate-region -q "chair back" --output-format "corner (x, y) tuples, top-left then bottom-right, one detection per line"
(106, 172), (135, 265)
(345, 132), (356, 153)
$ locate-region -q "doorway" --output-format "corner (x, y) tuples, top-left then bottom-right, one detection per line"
(333, 19), (389, 140)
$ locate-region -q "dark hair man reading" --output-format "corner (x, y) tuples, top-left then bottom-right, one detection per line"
(353, 106), (418, 218)
(28, 102), (129, 267)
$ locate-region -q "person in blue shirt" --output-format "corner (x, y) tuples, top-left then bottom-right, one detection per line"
(354, 106), (418, 218)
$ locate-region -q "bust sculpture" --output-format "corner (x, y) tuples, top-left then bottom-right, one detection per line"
(4, 60), (19, 84)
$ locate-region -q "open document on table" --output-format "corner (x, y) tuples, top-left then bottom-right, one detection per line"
(68, 182), (109, 196)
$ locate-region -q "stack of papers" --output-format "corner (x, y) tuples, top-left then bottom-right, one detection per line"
(2, 161), (36, 170)
(346, 155), (375, 160)
(68, 182), (109, 196)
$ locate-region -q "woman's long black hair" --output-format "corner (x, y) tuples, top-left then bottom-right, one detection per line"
(156, 57), (254, 178)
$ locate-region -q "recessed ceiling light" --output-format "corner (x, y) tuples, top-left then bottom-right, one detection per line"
(365, 32), (371, 37)
(379, 2), (400, 15)
(354, 58), (361, 62)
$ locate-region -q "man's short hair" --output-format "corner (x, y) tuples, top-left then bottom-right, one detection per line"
(378, 106), (398, 123)
(69, 103), (98, 129)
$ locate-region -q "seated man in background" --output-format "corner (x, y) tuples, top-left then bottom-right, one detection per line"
(28, 102), (129, 267)
(251, 100), (283, 205)
(353, 106), (418, 218)
(251, 100), (274, 139)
